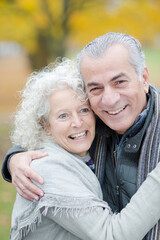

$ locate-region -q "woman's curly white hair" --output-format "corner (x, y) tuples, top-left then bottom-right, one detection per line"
(11, 58), (86, 150)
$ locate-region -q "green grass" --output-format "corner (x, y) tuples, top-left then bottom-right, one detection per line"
(0, 47), (160, 239)
(0, 121), (16, 240)
(0, 176), (16, 239)
(143, 47), (160, 87)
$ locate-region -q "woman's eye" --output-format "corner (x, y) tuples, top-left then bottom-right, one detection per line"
(80, 108), (89, 114)
(59, 113), (68, 119)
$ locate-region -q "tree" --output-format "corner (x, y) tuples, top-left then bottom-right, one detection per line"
(0, 0), (106, 68)
(0, 0), (160, 69)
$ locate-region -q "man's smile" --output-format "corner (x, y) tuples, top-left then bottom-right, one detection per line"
(105, 105), (127, 115)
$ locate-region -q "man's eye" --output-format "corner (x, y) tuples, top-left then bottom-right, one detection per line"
(88, 87), (103, 95)
(90, 87), (100, 92)
(115, 80), (126, 86)
(59, 113), (68, 119)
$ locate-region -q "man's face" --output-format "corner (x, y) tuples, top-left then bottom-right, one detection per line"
(80, 44), (149, 134)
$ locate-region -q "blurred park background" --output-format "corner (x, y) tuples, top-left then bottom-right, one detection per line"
(0, 0), (160, 239)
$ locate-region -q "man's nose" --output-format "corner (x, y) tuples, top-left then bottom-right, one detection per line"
(101, 87), (120, 107)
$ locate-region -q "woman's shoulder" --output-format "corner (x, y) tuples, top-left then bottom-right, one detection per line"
(30, 141), (103, 200)
(30, 142), (75, 172)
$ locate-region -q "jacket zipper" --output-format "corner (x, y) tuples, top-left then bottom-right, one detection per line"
(113, 144), (118, 166)
(114, 144), (120, 201)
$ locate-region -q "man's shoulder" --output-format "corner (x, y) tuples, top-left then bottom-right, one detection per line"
(150, 83), (160, 94)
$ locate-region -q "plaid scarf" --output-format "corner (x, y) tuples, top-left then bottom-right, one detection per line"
(85, 158), (95, 172)
(94, 84), (160, 240)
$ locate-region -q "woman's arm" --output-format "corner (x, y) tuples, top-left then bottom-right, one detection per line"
(46, 162), (160, 240)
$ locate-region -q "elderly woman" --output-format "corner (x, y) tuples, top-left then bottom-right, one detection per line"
(10, 58), (160, 240)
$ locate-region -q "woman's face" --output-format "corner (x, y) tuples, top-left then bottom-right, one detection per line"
(46, 88), (95, 157)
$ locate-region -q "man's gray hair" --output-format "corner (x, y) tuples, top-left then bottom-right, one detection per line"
(11, 58), (86, 150)
(77, 32), (146, 79)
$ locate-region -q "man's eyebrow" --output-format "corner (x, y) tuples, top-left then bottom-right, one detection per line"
(87, 82), (99, 88)
(86, 72), (128, 88)
(112, 72), (128, 81)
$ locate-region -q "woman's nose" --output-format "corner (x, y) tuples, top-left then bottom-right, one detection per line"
(71, 114), (82, 127)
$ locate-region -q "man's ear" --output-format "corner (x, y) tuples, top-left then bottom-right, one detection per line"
(142, 67), (149, 94)
(40, 119), (51, 135)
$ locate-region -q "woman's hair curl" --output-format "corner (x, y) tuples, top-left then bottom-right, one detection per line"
(11, 58), (86, 150)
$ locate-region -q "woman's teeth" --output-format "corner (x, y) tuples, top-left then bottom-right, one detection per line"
(70, 131), (87, 139)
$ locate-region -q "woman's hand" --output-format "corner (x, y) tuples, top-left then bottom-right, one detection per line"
(9, 151), (48, 200)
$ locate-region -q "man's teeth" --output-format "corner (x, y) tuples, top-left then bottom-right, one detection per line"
(70, 131), (86, 139)
(108, 106), (125, 115)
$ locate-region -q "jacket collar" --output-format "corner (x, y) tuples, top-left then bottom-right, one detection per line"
(121, 86), (154, 153)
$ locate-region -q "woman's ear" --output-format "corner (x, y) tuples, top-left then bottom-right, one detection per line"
(40, 118), (51, 135)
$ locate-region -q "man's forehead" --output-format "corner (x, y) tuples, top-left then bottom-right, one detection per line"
(81, 46), (131, 78)
(81, 44), (129, 64)
(81, 53), (103, 66)
(80, 54), (103, 76)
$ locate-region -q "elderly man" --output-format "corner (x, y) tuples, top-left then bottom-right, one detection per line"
(2, 33), (160, 239)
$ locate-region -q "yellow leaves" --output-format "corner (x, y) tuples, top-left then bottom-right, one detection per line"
(47, 0), (63, 19)
(15, 0), (39, 12)
(0, 0), (160, 68)
(69, 3), (108, 45)
(0, 11), (36, 54)
(114, 0), (160, 45)
(69, 0), (160, 48)
(33, 12), (49, 29)
(14, 0), (49, 29)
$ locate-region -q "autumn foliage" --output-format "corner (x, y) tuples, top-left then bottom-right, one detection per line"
(0, 0), (160, 68)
